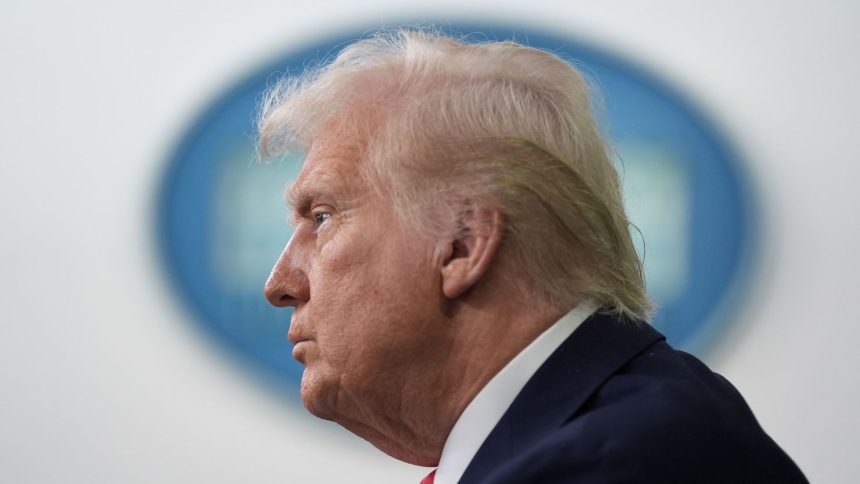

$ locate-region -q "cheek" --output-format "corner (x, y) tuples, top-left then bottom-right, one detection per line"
(304, 233), (382, 353)
(306, 224), (441, 362)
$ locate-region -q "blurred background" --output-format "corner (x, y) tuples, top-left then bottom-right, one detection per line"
(2, 1), (858, 483)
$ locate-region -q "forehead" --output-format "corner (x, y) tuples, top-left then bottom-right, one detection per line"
(288, 129), (368, 206)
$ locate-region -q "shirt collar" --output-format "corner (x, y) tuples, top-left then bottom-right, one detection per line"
(433, 301), (598, 484)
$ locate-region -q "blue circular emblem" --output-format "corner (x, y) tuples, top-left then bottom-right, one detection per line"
(157, 25), (755, 393)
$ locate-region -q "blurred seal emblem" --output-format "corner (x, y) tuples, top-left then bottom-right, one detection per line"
(157, 25), (755, 393)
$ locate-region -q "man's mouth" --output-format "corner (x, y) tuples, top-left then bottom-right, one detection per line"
(287, 319), (310, 345)
(288, 332), (309, 345)
(291, 339), (311, 364)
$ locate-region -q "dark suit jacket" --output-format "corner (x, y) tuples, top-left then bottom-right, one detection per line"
(460, 312), (808, 483)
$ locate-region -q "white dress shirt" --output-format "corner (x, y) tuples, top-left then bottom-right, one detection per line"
(433, 301), (599, 484)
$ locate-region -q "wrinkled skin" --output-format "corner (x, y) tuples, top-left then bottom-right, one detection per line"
(264, 127), (563, 465)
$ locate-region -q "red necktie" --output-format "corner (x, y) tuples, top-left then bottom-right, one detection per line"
(420, 469), (436, 484)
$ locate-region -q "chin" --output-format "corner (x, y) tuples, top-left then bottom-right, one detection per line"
(299, 371), (338, 421)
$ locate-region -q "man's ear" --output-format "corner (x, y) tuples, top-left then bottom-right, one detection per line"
(440, 206), (504, 299)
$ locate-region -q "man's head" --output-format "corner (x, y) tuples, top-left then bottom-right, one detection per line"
(260, 29), (650, 465)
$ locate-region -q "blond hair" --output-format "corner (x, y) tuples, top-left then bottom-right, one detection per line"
(259, 28), (652, 321)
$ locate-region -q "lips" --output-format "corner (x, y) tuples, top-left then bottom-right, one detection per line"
(291, 340), (310, 365)
(288, 331), (305, 343)
(289, 324), (311, 363)
(287, 319), (311, 346)
(288, 331), (310, 345)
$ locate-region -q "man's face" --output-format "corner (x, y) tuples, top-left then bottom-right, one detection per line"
(264, 129), (449, 426)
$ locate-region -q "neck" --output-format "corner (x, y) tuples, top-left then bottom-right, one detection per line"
(374, 287), (566, 466)
(331, 277), (568, 467)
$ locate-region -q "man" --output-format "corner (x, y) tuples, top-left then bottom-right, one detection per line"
(260, 29), (806, 483)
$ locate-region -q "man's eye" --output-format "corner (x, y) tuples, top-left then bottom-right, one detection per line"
(313, 212), (331, 225)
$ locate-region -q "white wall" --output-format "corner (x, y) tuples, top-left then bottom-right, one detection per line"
(2, 1), (858, 482)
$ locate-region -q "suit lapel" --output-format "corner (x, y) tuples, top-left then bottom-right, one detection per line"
(460, 311), (665, 483)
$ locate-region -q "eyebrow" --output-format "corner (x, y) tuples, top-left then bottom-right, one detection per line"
(284, 180), (304, 211)
(284, 180), (315, 221)
(284, 167), (353, 221)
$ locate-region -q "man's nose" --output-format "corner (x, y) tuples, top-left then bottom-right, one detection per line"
(264, 239), (310, 308)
